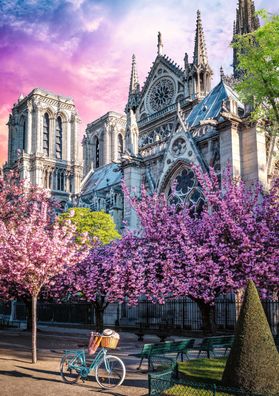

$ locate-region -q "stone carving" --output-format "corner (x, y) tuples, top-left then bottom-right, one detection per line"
(139, 122), (173, 148)
(148, 78), (175, 112)
(172, 137), (187, 156)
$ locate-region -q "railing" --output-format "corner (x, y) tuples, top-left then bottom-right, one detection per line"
(0, 298), (278, 335)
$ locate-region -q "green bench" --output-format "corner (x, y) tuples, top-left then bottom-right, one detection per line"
(130, 339), (196, 370)
(190, 336), (234, 358)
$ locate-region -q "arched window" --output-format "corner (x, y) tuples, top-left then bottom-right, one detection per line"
(43, 113), (50, 156)
(22, 120), (26, 152)
(165, 166), (204, 213)
(117, 134), (123, 159)
(55, 116), (62, 159)
(95, 137), (100, 168)
(56, 170), (65, 191)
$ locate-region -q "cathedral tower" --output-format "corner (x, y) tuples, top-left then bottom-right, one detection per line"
(4, 88), (83, 204)
(233, 0), (260, 78)
(185, 10), (213, 99)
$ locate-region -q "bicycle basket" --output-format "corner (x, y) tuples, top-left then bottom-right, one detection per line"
(101, 335), (119, 349)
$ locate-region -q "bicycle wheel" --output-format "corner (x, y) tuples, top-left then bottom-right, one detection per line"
(95, 355), (126, 389)
(60, 353), (82, 384)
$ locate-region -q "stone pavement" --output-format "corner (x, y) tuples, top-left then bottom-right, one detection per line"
(0, 325), (174, 396)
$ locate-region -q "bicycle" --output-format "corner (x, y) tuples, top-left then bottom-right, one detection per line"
(60, 330), (126, 389)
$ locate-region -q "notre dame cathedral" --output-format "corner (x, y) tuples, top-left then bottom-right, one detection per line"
(4, 0), (278, 231)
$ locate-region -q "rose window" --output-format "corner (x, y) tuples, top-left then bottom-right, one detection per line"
(167, 167), (204, 211)
(149, 78), (175, 112)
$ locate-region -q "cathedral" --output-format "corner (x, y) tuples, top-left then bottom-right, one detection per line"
(4, 0), (278, 230)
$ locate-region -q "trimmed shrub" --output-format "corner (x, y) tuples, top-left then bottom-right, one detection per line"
(222, 280), (279, 395)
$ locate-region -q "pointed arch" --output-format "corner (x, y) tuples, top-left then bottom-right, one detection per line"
(43, 113), (50, 156)
(160, 160), (204, 211)
(55, 116), (62, 159)
(94, 136), (100, 168)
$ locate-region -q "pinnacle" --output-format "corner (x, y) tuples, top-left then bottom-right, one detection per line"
(193, 9), (208, 66)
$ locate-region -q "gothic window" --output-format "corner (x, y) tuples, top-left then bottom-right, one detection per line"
(95, 137), (100, 168)
(55, 116), (62, 159)
(118, 134), (123, 158)
(43, 113), (50, 156)
(56, 170), (65, 191)
(166, 167), (204, 213)
(22, 120), (26, 152)
(148, 78), (175, 112)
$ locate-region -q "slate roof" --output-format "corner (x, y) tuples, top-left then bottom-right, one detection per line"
(81, 163), (122, 196)
(186, 80), (244, 128)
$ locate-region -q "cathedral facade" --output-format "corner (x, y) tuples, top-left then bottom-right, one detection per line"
(4, 88), (83, 205)
(4, 0), (277, 230)
(78, 0), (276, 231)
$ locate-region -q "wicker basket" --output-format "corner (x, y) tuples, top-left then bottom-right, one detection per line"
(101, 335), (119, 349)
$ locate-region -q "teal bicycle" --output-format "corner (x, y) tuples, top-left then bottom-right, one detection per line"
(60, 330), (126, 389)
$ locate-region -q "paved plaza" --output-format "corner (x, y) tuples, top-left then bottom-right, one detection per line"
(0, 326), (159, 396)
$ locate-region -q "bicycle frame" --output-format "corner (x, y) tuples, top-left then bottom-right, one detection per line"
(64, 348), (109, 378)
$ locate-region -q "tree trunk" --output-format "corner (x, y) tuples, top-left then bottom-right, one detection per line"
(197, 300), (217, 335)
(26, 299), (32, 331)
(94, 304), (105, 333)
(32, 295), (37, 364)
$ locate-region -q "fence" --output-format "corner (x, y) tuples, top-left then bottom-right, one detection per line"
(0, 298), (278, 335)
(149, 371), (267, 396)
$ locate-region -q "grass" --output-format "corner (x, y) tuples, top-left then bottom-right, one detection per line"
(160, 358), (238, 396)
(178, 357), (226, 383)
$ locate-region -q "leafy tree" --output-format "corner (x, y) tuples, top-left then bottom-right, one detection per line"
(233, 11), (279, 130)
(59, 208), (120, 245)
(0, 172), (90, 363)
(222, 280), (279, 395)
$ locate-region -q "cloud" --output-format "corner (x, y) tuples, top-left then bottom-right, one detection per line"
(0, 0), (278, 165)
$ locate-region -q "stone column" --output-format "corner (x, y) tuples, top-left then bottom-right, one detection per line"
(241, 123), (267, 187)
(122, 159), (143, 230)
(219, 121), (241, 177)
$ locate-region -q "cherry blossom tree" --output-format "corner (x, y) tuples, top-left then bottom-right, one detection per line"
(0, 172), (89, 363)
(50, 235), (145, 332)
(122, 167), (279, 333)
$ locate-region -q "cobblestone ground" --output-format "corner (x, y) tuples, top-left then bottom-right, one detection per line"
(0, 326), (160, 396)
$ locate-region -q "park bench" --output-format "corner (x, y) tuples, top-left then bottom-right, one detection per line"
(129, 338), (196, 370)
(190, 335), (234, 358)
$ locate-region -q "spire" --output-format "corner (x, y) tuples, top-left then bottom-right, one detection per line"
(234, 0), (260, 35)
(126, 54), (140, 113)
(185, 10), (212, 99)
(233, 0), (260, 78)
(157, 31), (163, 56)
(193, 10), (208, 66)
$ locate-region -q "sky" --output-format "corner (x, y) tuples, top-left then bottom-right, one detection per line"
(0, 0), (277, 165)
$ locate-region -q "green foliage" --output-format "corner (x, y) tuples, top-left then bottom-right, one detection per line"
(59, 208), (120, 245)
(232, 11), (279, 130)
(222, 280), (279, 395)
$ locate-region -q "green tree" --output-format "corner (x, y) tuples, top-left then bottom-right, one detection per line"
(222, 280), (279, 395)
(233, 11), (279, 131)
(60, 208), (120, 245)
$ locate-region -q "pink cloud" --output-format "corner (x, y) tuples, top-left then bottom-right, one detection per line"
(0, 0), (277, 165)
